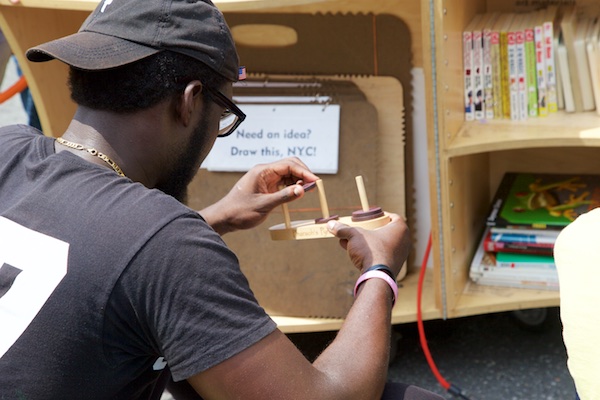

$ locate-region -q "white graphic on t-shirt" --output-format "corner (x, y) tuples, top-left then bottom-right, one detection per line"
(101, 0), (113, 13)
(0, 217), (69, 359)
(153, 356), (168, 371)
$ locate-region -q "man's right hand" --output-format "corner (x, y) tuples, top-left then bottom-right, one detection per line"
(326, 213), (411, 279)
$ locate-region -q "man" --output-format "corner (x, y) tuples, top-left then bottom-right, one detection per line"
(0, 0), (443, 399)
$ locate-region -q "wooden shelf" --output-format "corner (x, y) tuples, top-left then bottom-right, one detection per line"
(447, 112), (600, 157)
(272, 267), (440, 333)
(452, 282), (559, 319)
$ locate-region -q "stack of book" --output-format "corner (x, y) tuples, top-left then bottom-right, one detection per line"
(463, 6), (600, 121)
(470, 172), (600, 290)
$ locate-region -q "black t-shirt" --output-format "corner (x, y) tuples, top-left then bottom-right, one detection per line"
(0, 126), (277, 399)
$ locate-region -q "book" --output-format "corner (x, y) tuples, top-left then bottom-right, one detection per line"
(533, 11), (548, 116)
(483, 230), (555, 255)
(471, 14), (490, 120)
(490, 226), (562, 237)
(463, 14), (484, 121)
(553, 13), (565, 110)
(587, 17), (600, 116)
(522, 13), (538, 118)
(543, 6), (559, 113)
(557, 37), (576, 112)
(482, 13), (499, 119)
(470, 227), (559, 291)
(494, 13), (515, 119)
(514, 14), (528, 120)
(485, 172), (600, 230)
(496, 252), (556, 269)
(490, 14), (509, 119)
(560, 5), (585, 112)
(573, 16), (596, 111)
(507, 14), (521, 120)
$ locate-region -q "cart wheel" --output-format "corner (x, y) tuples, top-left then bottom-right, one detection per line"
(509, 307), (557, 332)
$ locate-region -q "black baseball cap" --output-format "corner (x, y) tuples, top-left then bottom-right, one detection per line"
(26, 0), (240, 82)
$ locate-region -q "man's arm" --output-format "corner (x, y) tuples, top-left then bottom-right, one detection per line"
(187, 214), (410, 399)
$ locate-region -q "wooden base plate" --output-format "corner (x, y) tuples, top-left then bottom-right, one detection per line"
(269, 213), (391, 240)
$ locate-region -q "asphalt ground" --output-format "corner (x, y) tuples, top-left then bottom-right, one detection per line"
(1, 58), (576, 400)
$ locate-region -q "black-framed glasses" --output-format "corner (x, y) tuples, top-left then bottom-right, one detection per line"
(204, 86), (246, 138)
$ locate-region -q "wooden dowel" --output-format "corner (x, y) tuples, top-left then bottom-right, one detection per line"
(315, 179), (330, 218)
(279, 185), (291, 228)
(355, 175), (370, 211)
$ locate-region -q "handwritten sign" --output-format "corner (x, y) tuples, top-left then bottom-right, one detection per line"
(202, 104), (340, 173)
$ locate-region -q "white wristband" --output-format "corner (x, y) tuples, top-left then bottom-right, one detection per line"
(353, 270), (398, 306)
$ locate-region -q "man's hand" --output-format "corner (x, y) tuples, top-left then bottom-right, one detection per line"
(326, 213), (410, 279)
(200, 157), (319, 235)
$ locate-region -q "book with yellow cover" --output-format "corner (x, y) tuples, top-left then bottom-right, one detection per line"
(493, 13), (515, 119)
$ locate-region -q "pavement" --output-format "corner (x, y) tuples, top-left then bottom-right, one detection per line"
(288, 307), (575, 400)
(1, 58), (576, 400)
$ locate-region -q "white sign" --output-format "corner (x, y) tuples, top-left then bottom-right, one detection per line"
(202, 103), (340, 174)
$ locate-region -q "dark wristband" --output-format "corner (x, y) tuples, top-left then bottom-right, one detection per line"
(364, 264), (396, 280)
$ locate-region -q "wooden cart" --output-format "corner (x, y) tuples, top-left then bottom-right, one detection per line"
(2, 0), (596, 333)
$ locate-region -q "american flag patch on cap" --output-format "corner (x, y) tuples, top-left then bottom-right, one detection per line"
(238, 66), (247, 80)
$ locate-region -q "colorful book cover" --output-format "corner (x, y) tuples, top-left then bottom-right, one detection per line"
(507, 21), (519, 120)
(464, 15), (483, 121)
(496, 252), (556, 269)
(498, 14), (515, 119)
(513, 14), (528, 120)
(490, 15), (504, 118)
(483, 13), (499, 119)
(533, 11), (548, 116)
(523, 14), (539, 117)
(543, 6), (559, 113)
(486, 172), (600, 230)
(472, 18), (485, 120)
(484, 230), (554, 255)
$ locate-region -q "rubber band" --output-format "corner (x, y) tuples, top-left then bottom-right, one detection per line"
(354, 270), (398, 306)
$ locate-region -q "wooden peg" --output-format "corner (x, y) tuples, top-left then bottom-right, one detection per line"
(355, 175), (370, 212)
(279, 185), (292, 229)
(352, 175), (384, 222)
(315, 179), (338, 224)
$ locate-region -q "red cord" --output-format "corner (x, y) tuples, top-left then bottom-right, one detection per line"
(417, 232), (451, 390)
(0, 75), (27, 105)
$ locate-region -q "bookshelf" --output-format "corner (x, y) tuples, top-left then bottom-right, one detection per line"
(424, 0), (600, 318)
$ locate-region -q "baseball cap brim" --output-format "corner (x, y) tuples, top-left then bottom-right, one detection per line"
(26, 31), (161, 70)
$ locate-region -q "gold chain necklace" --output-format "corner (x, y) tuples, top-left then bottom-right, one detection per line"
(56, 137), (125, 177)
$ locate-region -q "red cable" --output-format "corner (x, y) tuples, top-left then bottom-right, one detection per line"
(0, 75), (27, 105)
(417, 232), (451, 390)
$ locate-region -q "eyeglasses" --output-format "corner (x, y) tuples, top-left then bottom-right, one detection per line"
(204, 86), (246, 138)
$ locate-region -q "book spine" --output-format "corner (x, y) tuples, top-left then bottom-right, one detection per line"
(491, 30), (503, 118)
(496, 259), (556, 269)
(463, 30), (474, 121)
(524, 25), (538, 117)
(473, 28), (485, 120)
(483, 26), (494, 119)
(490, 232), (556, 245)
(500, 29), (511, 119)
(587, 40), (600, 117)
(515, 27), (528, 120)
(507, 30), (519, 120)
(490, 226), (562, 237)
(543, 20), (558, 113)
(534, 24), (548, 116)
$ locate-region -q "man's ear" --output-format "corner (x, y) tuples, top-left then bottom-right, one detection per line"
(177, 80), (203, 127)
